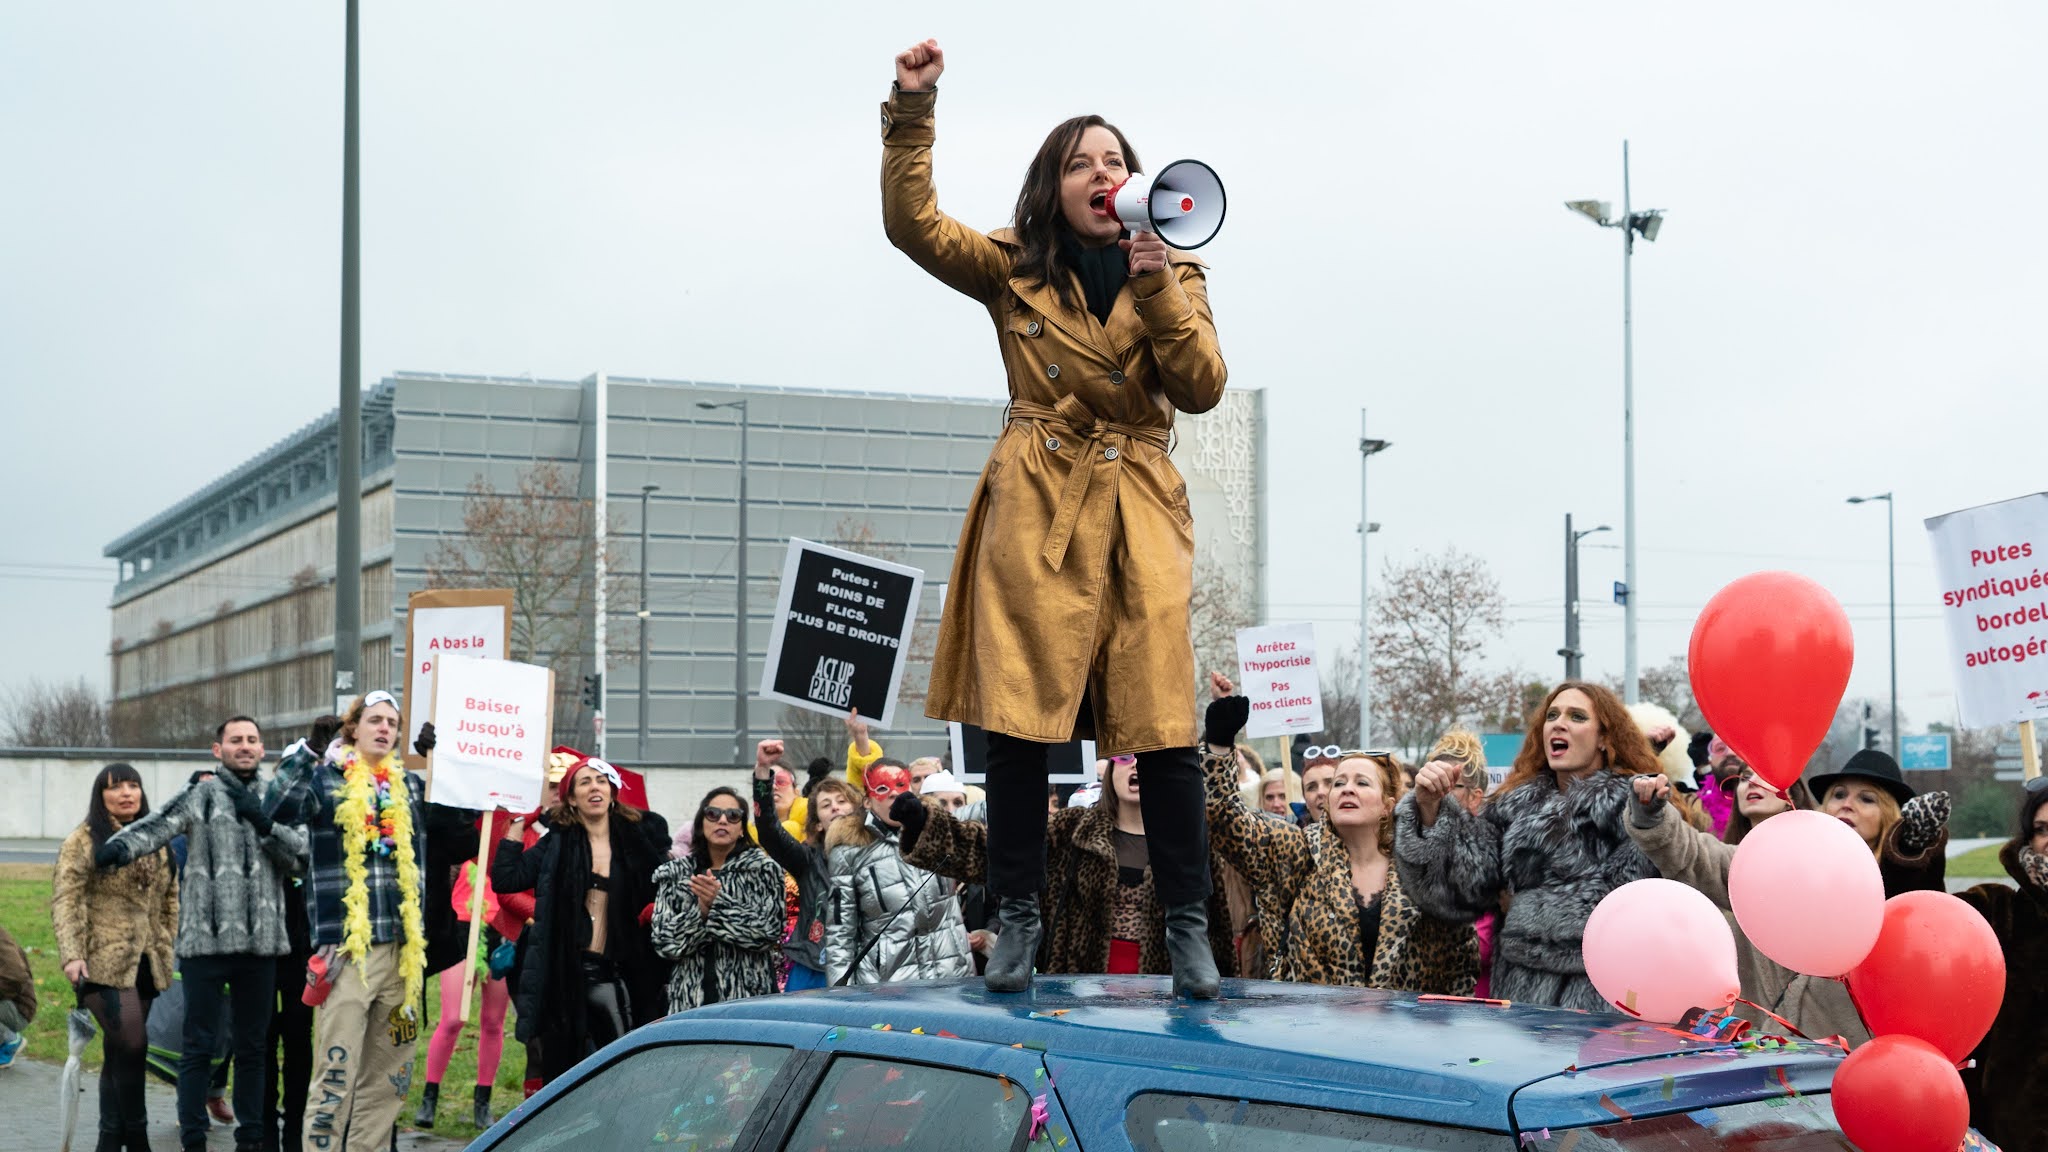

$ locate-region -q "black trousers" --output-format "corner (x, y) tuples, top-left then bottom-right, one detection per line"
(982, 733), (1212, 907)
(177, 953), (275, 1151)
(262, 948), (313, 1152)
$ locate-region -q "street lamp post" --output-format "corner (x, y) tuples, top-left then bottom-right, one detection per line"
(699, 401), (750, 764)
(638, 483), (659, 757)
(1567, 141), (1665, 705)
(1558, 515), (1612, 680)
(332, 0), (362, 716)
(1847, 492), (1898, 752)
(1358, 411), (1391, 747)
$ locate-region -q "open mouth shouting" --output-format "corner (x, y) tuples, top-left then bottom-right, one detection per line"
(1089, 188), (1115, 218)
(1547, 736), (1570, 760)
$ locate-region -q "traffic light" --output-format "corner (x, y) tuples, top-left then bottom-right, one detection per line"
(1862, 702), (1880, 750)
(582, 673), (603, 709)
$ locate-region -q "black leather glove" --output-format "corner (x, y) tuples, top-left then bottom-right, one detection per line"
(1203, 695), (1250, 750)
(890, 792), (929, 852)
(230, 782), (274, 836)
(94, 839), (132, 871)
(414, 721), (437, 757)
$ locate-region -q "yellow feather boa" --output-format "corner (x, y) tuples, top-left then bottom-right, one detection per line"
(333, 745), (426, 1020)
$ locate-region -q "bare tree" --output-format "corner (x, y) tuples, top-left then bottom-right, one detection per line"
(1368, 547), (1515, 759)
(109, 684), (217, 749)
(426, 462), (636, 745)
(1604, 655), (1703, 732)
(1190, 552), (1258, 705)
(4, 677), (111, 747)
(1317, 644), (1361, 749)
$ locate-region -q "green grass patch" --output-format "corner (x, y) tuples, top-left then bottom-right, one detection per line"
(0, 864), (526, 1143)
(1949, 843), (2009, 879)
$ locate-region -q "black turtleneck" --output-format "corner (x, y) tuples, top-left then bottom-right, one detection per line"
(1061, 229), (1128, 325)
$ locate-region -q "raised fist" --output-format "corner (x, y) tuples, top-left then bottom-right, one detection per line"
(755, 739), (785, 777)
(1410, 760), (1459, 828)
(895, 39), (944, 91)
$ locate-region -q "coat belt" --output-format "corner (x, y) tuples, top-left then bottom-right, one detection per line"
(1007, 396), (1171, 573)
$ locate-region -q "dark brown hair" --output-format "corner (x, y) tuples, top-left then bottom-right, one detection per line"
(1010, 115), (1142, 313)
(1496, 681), (1664, 799)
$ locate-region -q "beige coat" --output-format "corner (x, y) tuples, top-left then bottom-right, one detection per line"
(881, 86), (1227, 755)
(53, 825), (178, 991)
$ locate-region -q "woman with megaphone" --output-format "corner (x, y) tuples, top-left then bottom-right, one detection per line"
(882, 38), (1228, 998)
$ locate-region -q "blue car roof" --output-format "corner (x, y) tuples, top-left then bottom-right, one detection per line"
(669, 977), (1843, 1132)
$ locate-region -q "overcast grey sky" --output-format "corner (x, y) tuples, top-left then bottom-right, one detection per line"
(4, 2), (2044, 735)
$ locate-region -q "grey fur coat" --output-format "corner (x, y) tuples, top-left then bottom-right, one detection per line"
(1394, 769), (1656, 1011)
(105, 769), (305, 959)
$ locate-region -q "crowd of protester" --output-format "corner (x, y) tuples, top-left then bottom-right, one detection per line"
(10, 676), (2043, 1152)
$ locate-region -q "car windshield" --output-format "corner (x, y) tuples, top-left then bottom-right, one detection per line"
(1523, 1096), (1854, 1151)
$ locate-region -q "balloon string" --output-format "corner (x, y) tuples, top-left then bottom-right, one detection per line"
(1731, 997), (1851, 1055)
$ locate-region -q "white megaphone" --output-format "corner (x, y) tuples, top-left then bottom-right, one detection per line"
(1105, 158), (1226, 250)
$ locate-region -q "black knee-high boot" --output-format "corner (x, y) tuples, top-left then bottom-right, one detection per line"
(981, 733), (1053, 991)
(1136, 746), (1220, 999)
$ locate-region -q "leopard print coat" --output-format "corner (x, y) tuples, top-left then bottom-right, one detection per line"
(1202, 748), (1477, 993)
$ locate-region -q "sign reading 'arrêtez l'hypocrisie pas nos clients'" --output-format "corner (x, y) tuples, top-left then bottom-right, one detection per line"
(760, 539), (925, 728)
(1236, 622), (1324, 739)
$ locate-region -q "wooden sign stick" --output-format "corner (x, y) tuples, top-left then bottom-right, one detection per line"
(457, 828), (496, 1024)
(2022, 719), (2042, 782)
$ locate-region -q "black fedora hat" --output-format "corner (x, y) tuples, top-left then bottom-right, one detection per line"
(1806, 749), (1915, 807)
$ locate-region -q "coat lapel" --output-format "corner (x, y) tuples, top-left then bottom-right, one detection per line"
(1008, 274), (1119, 362)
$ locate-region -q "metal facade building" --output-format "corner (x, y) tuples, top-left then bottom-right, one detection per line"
(105, 372), (1264, 766)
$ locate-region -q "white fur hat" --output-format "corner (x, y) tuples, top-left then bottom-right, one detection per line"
(1625, 701), (1692, 785)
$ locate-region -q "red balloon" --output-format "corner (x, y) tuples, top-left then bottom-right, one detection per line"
(1846, 891), (2007, 1065)
(1688, 572), (1853, 792)
(1829, 1035), (1969, 1152)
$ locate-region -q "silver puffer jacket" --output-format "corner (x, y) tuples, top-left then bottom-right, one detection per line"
(821, 812), (973, 985)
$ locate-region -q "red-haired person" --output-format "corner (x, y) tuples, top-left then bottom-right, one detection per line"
(1395, 681), (1663, 1010)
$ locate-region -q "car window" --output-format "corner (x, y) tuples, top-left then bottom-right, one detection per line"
(1522, 1097), (1855, 1151)
(493, 1042), (792, 1152)
(1126, 1093), (1502, 1152)
(781, 1055), (1031, 1152)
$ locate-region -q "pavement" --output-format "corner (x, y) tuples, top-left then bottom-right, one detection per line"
(0, 1057), (471, 1152)
(0, 839), (64, 864)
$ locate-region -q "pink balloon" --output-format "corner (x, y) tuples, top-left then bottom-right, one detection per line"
(1583, 878), (1742, 1023)
(1729, 809), (1885, 977)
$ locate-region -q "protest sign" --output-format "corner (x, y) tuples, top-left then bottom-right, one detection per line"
(428, 653), (553, 813)
(950, 722), (1097, 784)
(760, 539), (924, 727)
(1925, 493), (2048, 730)
(1235, 622), (1323, 739)
(404, 588), (512, 790)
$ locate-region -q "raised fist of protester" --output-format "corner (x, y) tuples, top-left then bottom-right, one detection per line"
(844, 709), (873, 757)
(413, 721), (437, 757)
(230, 782), (274, 835)
(755, 739), (785, 780)
(1120, 229), (1170, 277)
(889, 791), (929, 850)
(1897, 790), (1951, 857)
(1208, 671), (1235, 700)
(1629, 773), (1671, 829)
(94, 838), (132, 871)
(1202, 692), (1250, 752)
(894, 38), (943, 91)
(1410, 760), (1460, 828)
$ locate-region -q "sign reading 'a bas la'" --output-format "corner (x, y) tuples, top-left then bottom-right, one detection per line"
(760, 539), (925, 727)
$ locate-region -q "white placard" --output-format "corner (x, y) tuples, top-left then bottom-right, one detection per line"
(430, 653), (553, 813)
(1926, 492), (2048, 729)
(1235, 622), (1324, 739)
(406, 602), (509, 763)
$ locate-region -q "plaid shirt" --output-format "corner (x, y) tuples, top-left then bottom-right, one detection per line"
(267, 741), (428, 949)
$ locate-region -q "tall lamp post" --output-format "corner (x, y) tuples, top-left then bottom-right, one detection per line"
(699, 401), (750, 763)
(1358, 411), (1391, 747)
(1847, 492), (1898, 753)
(637, 483), (659, 757)
(1567, 140), (1665, 705)
(1558, 515), (1612, 680)
(332, 0), (362, 715)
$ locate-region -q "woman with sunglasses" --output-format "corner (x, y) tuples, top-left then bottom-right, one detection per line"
(892, 747), (1235, 980)
(1200, 683), (1477, 990)
(1396, 681), (1663, 1010)
(1950, 776), (2048, 1152)
(822, 761), (974, 985)
(651, 786), (786, 1012)
(1624, 759), (1874, 1042)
